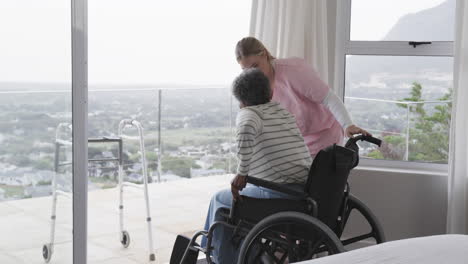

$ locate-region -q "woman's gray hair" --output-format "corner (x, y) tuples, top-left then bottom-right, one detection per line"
(232, 68), (271, 106)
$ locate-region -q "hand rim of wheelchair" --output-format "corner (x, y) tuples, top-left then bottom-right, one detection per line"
(237, 211), (345, 264)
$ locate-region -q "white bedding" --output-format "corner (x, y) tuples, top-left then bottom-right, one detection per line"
(296, 235), (468, 264)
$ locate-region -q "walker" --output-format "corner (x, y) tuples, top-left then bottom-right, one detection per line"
(42, 119), (156, 262)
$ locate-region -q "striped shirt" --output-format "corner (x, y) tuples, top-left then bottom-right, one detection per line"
(236, 102), (312, 184)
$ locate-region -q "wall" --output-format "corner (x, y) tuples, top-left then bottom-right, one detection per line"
(343, 168), (448, 243)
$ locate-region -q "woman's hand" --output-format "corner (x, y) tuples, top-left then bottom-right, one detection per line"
(231, 174), (247, 201)
(345, 124), (371, 138)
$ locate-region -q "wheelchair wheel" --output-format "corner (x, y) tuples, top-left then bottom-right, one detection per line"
(237, 211), (345, 264)
(341, 194), (386, 245)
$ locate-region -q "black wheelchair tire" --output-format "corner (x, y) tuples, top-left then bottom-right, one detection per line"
(344, 194), (386, 244)
(237, 211), (345, 264)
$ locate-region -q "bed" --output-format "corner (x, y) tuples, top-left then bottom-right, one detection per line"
(296, 235), (468, 264)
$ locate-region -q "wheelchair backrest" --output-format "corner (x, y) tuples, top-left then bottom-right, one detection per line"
(304, 144), (357, 231)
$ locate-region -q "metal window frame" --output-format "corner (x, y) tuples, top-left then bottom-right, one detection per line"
(71, 0), (88, 263)
(334, 0), (453, 173)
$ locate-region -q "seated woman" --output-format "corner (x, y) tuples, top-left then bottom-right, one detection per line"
(202, 68), (312, 264)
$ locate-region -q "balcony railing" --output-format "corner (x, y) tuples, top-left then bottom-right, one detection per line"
(0, 88), (451, 201)
(345, 96), (451, 163)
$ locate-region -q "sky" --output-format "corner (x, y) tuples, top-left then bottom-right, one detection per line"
(351, 0), (447, 40)
(0, 0), (450, 85)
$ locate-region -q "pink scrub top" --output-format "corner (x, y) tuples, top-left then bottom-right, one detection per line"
(271, 57), (344, 156)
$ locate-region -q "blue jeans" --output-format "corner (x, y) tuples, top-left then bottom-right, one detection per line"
(201, 184), (301, 264)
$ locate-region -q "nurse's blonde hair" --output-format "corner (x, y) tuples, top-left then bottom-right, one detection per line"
(235, 37), (275, 62)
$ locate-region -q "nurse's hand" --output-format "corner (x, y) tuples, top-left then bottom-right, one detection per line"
(231, 174), (247, 201)
(345, 124), (371, 138)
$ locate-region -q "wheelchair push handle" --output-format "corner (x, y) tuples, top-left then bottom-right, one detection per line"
(346, 135), (382, 147)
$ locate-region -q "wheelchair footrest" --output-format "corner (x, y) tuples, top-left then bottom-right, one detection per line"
(170, 235), (200, 264)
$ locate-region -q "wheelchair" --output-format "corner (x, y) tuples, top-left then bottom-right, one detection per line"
(171, 135), (385, 264)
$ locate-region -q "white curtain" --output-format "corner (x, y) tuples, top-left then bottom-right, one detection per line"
(249, 0), (330, 85)
(447, 0), (468, 234)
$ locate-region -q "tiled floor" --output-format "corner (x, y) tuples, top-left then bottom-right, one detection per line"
(0, 175), (232, 264)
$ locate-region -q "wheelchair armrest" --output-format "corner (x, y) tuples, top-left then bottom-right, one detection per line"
(246, 176), (306, 198)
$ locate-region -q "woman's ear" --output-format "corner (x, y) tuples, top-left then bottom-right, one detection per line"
(258, 50), (266, 57)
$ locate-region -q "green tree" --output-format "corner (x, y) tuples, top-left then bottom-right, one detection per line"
(372, 82), (451, 163)
(161, 156), (201, 178)
(33, 158), (53, 170)
(37, 180), (52, 186)
(145, 151), (158, 171)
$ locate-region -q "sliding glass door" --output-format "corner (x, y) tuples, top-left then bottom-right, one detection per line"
(0, 1), (75, 263)
(0, 1), (88, 263)
(1, 0), (254, 262)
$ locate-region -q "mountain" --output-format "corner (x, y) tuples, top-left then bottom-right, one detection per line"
(383, 0), (455, 41)
(346, 0), (455, 101)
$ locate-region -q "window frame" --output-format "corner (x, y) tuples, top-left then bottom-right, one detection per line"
(72, 0), (88, 263)
(334, 0), (453, 173)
